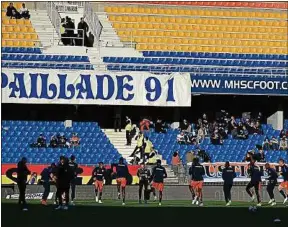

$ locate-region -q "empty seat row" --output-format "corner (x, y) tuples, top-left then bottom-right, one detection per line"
(2, 62), (94, 70)
(107, 65), (288, 74)
(110, 15), (288, 27)
(2, 2), (24, 9)
(2, 33), (38, 40)
(142, 51), (288, 60)
(2, 25), (35, 33)
(2, 47), (41, 53)
(148, 1), (288, 9)
(104, 57), (287, 67)
(2, 54), (90, 62)
(2, 40), (38, 47)
(105, 7), (286, 19)
(2, 18), (32, 25)
(117, 30), (287, 41)
(133, 37), (287, 48)
(112, 22), (287, 34)
(136, 44), (288, 54)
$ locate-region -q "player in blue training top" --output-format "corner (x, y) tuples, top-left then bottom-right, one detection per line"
(116, 157), (129, 205)
(151, 159), (167, 206)
(278, 158), (288, 204)
(265, 163), (278, 206)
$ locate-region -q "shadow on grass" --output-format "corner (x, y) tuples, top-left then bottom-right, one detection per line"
(1, 202), (287, 227)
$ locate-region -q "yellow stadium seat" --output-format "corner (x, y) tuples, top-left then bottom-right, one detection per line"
(105, 6), (112, 13)
(138, 8), (145, 14)
(20, 26), (28, 32)
(2, 11), (6, 17)
(2, 40), (6, 46)
(15, 2), (22, 9)
(2, 2), (9, 9)
(13, 26), (20, 32)
(171, 9), (178, 15)
(125, 7), (132, 13)
(17, 19), (25, 25)
(144, 8), (151, 14)
(118, 7), (125, 13)
(17, 33), (24, 39)
(9, 33), (16, 39)
(7, 40), (13, 46)
(131, 7), (138, 13)
(10, 19), (16, 25)
(112, 23), (120, 29)
(109, 15), (115, 21)
(24, 34), (31, 40)
(2, 33), (9, 39)
(111, 7), (119, 13)
(2, 26), (6, 32)
(3, 18), (9, 25)
(177, 9), (185, 15)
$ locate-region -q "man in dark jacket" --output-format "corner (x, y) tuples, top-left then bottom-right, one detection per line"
(6, 3), (17, 17)
(222, 161), (236, 206)
(17, 157), (31, 211)
(246, 160), (263, 206)
(55, 156), (73, 210)
(68, 155), (78, 205)
(40, 163), (56, 205)
(265, 163), (278, 206)
(77, 17), (89, 46)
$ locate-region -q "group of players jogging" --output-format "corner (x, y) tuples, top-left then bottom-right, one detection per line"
(93, 156), (288, 207)
(16, 155), (288, 210)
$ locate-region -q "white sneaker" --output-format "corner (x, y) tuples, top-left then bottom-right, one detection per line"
(256, 203), (262, 207)
(196, 201), (199, 205)
(159, 203), (162, 206)
(22, 208), (28, 211)
(199, 203), (204, 207)
(283, 197), (288, 204)
(271, 202), (277, 206)
(153, 196), (157, 202)
(62, 206), (68, 210)
(95, 197), (99, 203)
(98, 200), (103, 204)
(55, 205), (62, 210)
(268, 199), (274, 204)
(226, 201), (231, 206)
(251, 195), (256, 202)
(122, 202), (125, 206)
(192, 197), (198, 205)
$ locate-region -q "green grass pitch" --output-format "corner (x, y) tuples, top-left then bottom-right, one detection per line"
(2, 200), (287, 227)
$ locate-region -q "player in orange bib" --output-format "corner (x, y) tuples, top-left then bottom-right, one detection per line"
(92, 162), (106, 204)
(151, 160), (167, 206)
(116, 157), (129, 205)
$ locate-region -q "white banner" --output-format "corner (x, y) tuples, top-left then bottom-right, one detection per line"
(6, 192), (54, 200)
(1, 70), (191, 106)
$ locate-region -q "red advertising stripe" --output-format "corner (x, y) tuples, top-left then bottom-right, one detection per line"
(1, 164), (140, 176)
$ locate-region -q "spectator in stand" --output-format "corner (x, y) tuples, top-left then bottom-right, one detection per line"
(65, 16), (75, 46)
(58, 134), (69, 148)
(177, 131), (186, 144)
(143, 137), (153, 162)
(171, 151), (181, 176)
(197, 127), (205, 143)
(19, 3), (30, 19)
(32, 134), (46, 148)
(49, 134), (58, 148)
(60, 18), (69, 45)
(155, 119), (166, 133)
(270, 136), (279, 150)
(70, 133), (80, 147)
(262, 137), (270, 150)
(185, 151), (195, 165)
(236, 126), (249, 140)
(188, 129), (198, 145)
(125, 120), (132, 146)
(210, 130), (223, 145)
(179, 119), (190, 132)
(280, 130), (286, 139)
(229, 116), (237, 133)
(77, 17), (89, 46)
(202, 113), (209, 129)
(255, 148), (266, 163)
(140, 118), (150, 132)
(28, 172), (37, 185)
(279, 136), (288, 151)
(255, 121), (263, 135)
(130, 132), (144, 158)
(6, 3), (17, 17)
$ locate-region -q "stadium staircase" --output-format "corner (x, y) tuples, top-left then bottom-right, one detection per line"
(29, 10), (60, 47)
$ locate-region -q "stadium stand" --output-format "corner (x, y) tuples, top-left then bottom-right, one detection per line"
(1, 121), (121, 164)
(145, 121), (288, 165)
(101, 3), (287, 73)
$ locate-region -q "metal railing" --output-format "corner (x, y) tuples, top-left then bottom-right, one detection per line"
(84, 2), (103, 46)
(47, 2), (62, 37)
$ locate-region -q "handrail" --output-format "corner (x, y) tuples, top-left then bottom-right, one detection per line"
(47, 1), (62, 37)
(83, 1), (103, 47)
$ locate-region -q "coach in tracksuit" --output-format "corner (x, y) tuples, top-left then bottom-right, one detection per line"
(17, 157), (31, 211)
(69, 155), (78, 204)
(222, 161), (236, 206)
(137, 163), (151, 203)
(265, 163), (278, 206)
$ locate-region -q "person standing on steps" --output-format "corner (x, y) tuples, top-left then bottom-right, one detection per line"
(125, 120), (132, 146)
